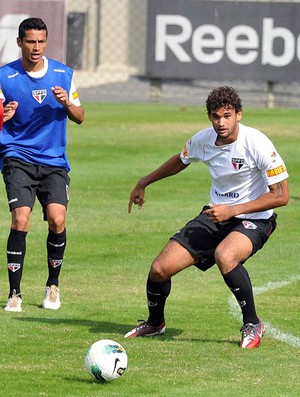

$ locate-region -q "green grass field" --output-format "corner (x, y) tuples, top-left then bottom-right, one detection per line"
(0, 103), (299, 397)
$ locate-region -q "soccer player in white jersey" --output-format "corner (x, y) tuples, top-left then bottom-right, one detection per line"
(0, 17), (84, 312)
(125, 86), (289, 349)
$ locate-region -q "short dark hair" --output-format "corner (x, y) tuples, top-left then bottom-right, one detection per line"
(206, 86), (243, 114)
(18, 17), (48, 40)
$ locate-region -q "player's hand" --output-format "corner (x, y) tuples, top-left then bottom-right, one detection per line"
(3, 101), (18, 122)
(128, 183), (145, 213)
(51, 86), (70, 107)
(203, 204), (235, 222)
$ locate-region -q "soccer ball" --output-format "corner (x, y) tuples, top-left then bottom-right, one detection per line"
(85, 339), (128, 383)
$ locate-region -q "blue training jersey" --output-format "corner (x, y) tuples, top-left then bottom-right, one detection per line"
(0, 58), (74, 170)
(0, 101), (3, 131)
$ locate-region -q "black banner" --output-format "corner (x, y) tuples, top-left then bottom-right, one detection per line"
(146, 0), (300, 82)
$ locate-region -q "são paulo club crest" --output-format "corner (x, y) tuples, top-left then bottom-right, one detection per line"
(231, 157), (245, 170)
(8, 263), (21, 272)
(242, 220), (257, 230)
(32, 89), (47, 104)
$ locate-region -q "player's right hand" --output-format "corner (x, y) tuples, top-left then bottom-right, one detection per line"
(3, 101), (18, 122)
(128, 185), (145, 213)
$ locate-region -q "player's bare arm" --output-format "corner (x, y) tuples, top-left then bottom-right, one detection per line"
(128, 153), (189, 213)
(51, 86), (84, 124)
(204, 179), (289, 222)
(3, 101), (18, 122)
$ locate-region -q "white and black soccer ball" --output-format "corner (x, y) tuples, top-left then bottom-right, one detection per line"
(85, 339), (128, 383)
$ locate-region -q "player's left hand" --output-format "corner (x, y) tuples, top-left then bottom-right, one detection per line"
(51, 86), (71, 107)
(203, 204), (235, 222)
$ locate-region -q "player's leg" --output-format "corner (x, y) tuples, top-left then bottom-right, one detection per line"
(42, 203), (67, 310)
(45, 203), (67, 283)
(5, 207), (31, 312)
(125, 240), (197, 338)
(2, 159), (36, 312)
(215, 231), (258, 322)
(147, 239), (197, 322)
(217, 215), (277, 348)
(215, 231), (263, 348)
(38, 167), (70, 310)
(125, 207), (221, 338)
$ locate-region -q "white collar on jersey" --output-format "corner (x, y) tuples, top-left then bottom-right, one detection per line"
(26, 56), (48, 78)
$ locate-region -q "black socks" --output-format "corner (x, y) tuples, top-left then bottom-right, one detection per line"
(7, 228), (27, 297)
(222, 263), (259, 324)
(146, 275), (171, 326)
(146, 263), (258, 327)
(6, 228), (67, 296)
(46, 228), (66, 287)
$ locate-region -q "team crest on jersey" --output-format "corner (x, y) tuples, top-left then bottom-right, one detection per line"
(270, 151), (277, 163)
(242, 220), (257, 230)
(231, 157), (244, 170)
(32, 89), (47, 104)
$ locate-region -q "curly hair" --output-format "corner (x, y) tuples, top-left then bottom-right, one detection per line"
(18, 17), (48, 40)
(205, 86), (243, 114)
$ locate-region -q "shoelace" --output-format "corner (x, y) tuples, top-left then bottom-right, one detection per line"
(241, 323), (258, 340)
(7, 291), (22, 307)
(136, 320), (147, 329)
(10, 290), (22, 300)
(49, 289), (57, 302)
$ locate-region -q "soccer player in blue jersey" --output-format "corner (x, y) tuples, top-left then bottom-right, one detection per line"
(0, 17), (84, 312)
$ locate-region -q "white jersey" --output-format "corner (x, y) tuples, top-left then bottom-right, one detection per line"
(180, 123), (288, 219)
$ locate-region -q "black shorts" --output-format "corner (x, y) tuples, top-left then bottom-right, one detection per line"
(2, 158), (70, 218)
(171, 205), (277, 271)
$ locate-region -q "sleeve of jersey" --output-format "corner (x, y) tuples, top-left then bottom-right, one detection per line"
(0, 87), (4, 130)
(180, 134), (203, 164)
(258, 140), (289, 185)
(69, 78), (81, 106)
(0, 101), (3, 131)
(0, 87), (5, 102)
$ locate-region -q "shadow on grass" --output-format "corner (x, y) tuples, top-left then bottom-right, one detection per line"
(14, 316), (237, 345)
(15, 315), (177, 336)
(63, 376), (101, 385)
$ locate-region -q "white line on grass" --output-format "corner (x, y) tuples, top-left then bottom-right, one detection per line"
(228, 274), (300, 348)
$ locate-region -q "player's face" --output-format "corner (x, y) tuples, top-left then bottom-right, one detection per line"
(208, 106), (242, 145)
(17, 29), (48, 72)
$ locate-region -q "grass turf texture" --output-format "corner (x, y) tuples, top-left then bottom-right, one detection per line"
(0, 103), (299, 396)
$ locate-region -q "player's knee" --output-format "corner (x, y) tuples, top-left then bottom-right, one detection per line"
(150, 261), (170, 282)
(47, 215), (65, 233)
(214, 247), (231, 267)
(214, 248), (239, 274)
(12, 215), (30, 231)
(214, 247), (222, 265)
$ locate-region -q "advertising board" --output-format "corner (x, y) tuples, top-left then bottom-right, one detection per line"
(147, 0), (300, 81)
